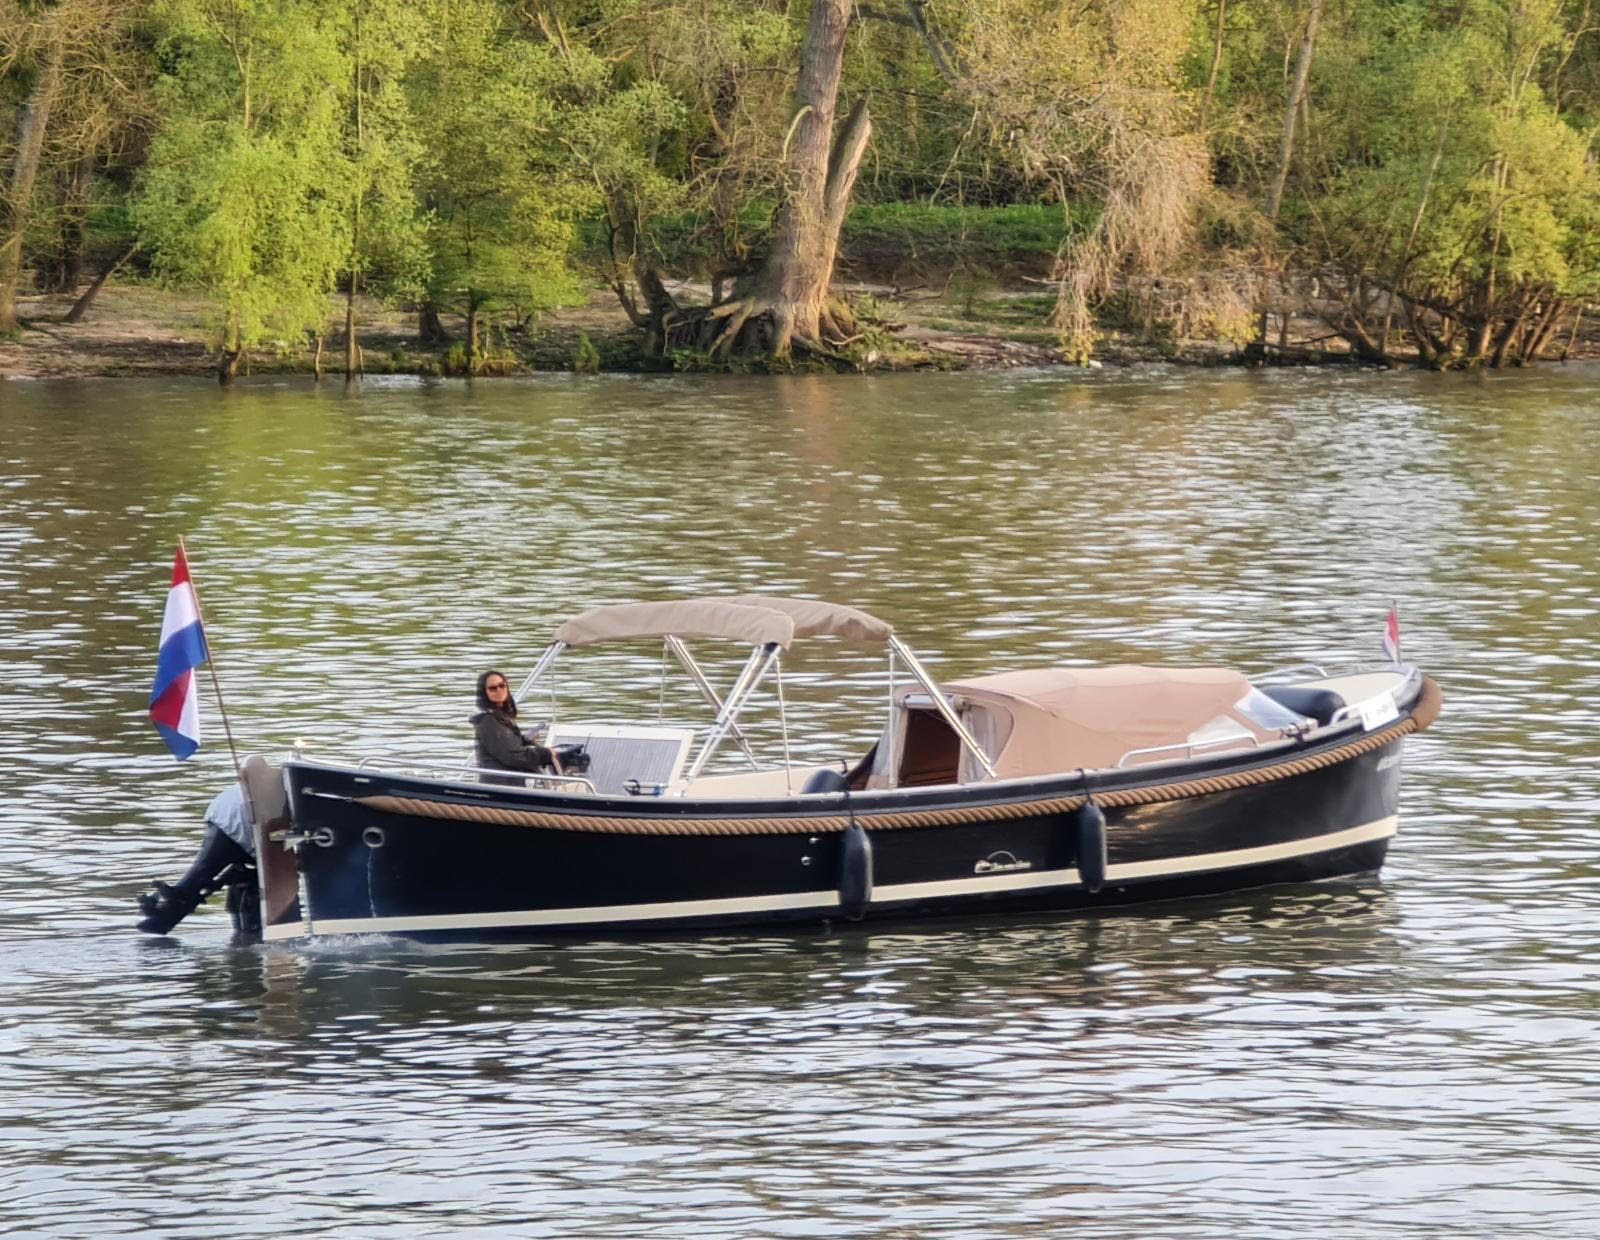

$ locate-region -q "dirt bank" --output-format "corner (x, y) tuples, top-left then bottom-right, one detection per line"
(3, 278), (1593, 380)
(0, 279), (1207, 381)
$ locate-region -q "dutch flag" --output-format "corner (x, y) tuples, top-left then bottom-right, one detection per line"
(149, 545), (208, 760)
(1382, 602), (1402, 666)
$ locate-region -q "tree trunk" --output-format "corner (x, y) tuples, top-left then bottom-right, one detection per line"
(1257, 0), (1322, 348)
(1524, 297), (1567, 362)
(64, 240), (138, 323)
(0, 40), (67, 333)
(466, 293), (480, 361)
(1200, 0), (1228, 132)
(600, 197), (672, 357)
(418, 303), (450, 345)
(672, 0), (871, 363)
(344, 277), (361, 379)
(1265, 0), (1321, 223)
(218, 311), (244, 385)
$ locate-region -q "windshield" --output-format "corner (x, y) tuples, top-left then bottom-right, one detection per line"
(1234, 687), (1310, 730)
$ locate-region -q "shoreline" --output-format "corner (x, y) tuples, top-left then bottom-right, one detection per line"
(4, 281), (1596, 381)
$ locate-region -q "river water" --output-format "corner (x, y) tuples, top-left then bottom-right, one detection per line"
(2, 367), (1598, 1237)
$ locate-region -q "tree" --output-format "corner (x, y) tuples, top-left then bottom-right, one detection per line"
(407, 0), (585, 365)
(921, 0), (1210, 360)
(2, 1), (159, 332)
(684, 0), (871, 360)
(1299, 0), (1600, 366)
(527, 3), (694, 360)
(529, 1), (809, 361)
(333, 0), (430, 378)
(1253, 0), (1320, 350)
(137, 0), (353, 381)
(0, 3), (64, 334)
(630, 0), (869, 362)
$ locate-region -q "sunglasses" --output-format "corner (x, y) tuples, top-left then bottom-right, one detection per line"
(486, 681), (509, 692)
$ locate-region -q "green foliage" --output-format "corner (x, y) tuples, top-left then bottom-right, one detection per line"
(845, 203), (1074, 258)
(580, 202), (1075, 277)
(572, 330), (600, 373)
(337, 0), (433, 305)
(6, 0), (1594, 372)
(666, 345), (720, 372)
(409, 0), (586, 326)
(1302, 0), (1600, 304)
(137, 0), (355, 351)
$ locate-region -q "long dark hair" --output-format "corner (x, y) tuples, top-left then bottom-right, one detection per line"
(476, 669), (517, 716)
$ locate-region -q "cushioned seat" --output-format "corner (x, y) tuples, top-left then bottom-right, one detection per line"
(1259, 685), (1346, 726)
(800, 767), (849, 794)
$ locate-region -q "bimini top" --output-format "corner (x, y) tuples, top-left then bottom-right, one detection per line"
(941, 665), (1280, 776)
(553, 596), (893, 650)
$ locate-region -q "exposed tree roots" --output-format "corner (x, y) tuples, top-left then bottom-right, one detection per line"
(663, 294), (860, 367)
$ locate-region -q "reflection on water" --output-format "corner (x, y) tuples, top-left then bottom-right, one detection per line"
(3, 368), (1599, 1236)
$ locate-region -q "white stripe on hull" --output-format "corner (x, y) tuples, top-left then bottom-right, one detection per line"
(264, 814), (1397, 941)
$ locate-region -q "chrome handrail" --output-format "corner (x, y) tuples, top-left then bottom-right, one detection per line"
(1116, 733), (1263, 769)
(353, 756), (596, 793)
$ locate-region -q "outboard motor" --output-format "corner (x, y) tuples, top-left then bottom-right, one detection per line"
(135, 822), (253, 935)
(224, 867), (263, 936)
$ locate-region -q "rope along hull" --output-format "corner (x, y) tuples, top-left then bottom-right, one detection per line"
(265, 679), (1437, 940)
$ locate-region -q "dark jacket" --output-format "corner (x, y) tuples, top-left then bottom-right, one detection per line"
(471, 710), (553, 786)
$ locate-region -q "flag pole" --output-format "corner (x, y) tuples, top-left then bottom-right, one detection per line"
(180, 535), (244, 781)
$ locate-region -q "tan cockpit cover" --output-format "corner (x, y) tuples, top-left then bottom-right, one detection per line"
(554, 600), (796, 649)
(722, 596), (893, 643)
(941, 665), (1273, 776)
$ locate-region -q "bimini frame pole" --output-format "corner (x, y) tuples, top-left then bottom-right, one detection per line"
(665, 636), (760, 768)
(888, 636), (998, 781)
(514, 641), (567, 700)
(682, 642), (783, 786)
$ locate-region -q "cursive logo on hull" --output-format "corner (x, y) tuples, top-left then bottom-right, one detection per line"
(974, 851), (1033, 875)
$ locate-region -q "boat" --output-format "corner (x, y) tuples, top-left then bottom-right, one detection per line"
(237, 596), (1442, 942)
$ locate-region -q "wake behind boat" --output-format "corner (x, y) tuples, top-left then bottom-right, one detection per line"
(223, 596), (1440, 941)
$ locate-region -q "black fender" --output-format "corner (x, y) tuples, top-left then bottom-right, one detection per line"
(839, 824), (874, 919)
(1075, 800), (1107, 894)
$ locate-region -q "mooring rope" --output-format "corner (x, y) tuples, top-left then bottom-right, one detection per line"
(355, 676), (1442, 839)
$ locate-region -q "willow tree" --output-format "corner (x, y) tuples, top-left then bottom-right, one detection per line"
(138, 0), (352, 381)
(530, 4), (696, 360)
(333, 0), (430, 378)
(920, 0), (1212, 361)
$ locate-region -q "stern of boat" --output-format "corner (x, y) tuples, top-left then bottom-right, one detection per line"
(241, 755), (303, 940)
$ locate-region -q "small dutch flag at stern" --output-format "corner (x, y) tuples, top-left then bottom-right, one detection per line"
(1382, 602), (1402, 666)
(149, 545), (209, 760)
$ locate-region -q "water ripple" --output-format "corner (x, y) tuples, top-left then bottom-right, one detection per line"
(3, 368), (1599, 1236)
